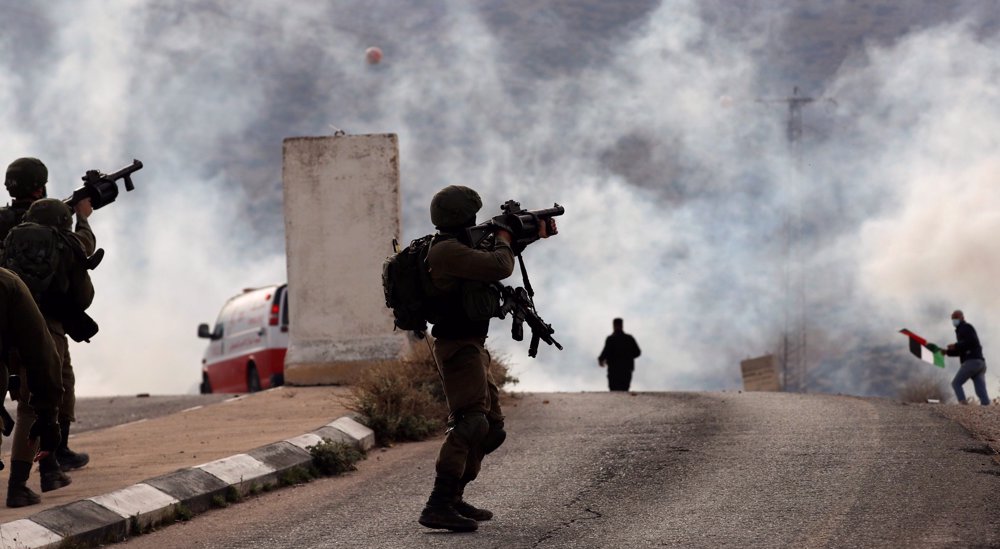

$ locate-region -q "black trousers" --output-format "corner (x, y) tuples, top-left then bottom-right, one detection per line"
(608, 367), (633, 392)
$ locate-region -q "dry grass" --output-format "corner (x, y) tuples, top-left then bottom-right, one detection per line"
(897, 375), (951, 404)
(349, 337), (516, 446)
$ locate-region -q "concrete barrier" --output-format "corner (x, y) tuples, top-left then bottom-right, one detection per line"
(0, 415), (376, 548)
(282, 134), (410, 385)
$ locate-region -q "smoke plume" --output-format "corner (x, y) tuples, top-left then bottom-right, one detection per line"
(1, 0), (998, 396)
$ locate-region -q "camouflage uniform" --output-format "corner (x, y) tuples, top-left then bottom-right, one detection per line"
(1, 159), (94, 505)
(426, 236), (511, 482)
(0, 162), (94, 434)
(418, 186), (513, 532)
(0, 268), (64, 506)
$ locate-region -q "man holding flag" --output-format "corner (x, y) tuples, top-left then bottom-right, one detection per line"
(934, 310), (991, 406)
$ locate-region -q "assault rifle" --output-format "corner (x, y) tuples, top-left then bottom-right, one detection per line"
(495, 283), (562, 358)
(65, 159), (144, 210)
(466, 200), (564, 251)
(482, 200), (565, 357)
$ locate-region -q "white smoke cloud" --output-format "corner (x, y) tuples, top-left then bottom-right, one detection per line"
(2, 0), (998, 397)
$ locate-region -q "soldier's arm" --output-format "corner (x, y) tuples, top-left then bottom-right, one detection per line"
(431, 239), (515, 282)
(4, 273), (63, 415)
(74, 216), (96, 256)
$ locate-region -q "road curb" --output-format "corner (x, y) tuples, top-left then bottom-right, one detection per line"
(0, 415), (374, 549)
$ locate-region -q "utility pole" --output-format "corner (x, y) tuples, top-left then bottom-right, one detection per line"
(756, 86), (835, 392)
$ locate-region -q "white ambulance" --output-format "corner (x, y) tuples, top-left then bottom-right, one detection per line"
(197, 284), (289, 394)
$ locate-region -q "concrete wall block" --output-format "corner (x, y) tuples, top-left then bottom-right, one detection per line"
(88, 483), (180, 532)
(312, 425), (356, 446)
(196, 453), (275, 487)
(282, 134), (410, 384)
(0, 519), (63, 549)
(30, 500), (127, 544)
(145, 468), (231, 515)
(328, 417), (376, 451)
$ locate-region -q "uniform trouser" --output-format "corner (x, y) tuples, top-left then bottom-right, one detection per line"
(11, 332), (68, 463)
(433, 337), (504, 482)
(57, 332), (75, 424)
(952, 359), (990, 405)
(607, 366), (633, 392)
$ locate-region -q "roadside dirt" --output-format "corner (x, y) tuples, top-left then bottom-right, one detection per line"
(0, 386), (353, 524)
(933, 402), (1000, 457)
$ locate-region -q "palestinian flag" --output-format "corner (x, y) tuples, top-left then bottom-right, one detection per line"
(900, 328), (945, 368)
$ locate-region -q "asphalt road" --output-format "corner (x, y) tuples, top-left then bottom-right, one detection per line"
(69, 393), (233, 433)
(122, 391), (1000, 548)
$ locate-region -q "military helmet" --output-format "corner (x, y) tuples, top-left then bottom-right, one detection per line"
(5, 157), (48, 199)
(25, 198), (72, 231)
(430, 185), (482, 229)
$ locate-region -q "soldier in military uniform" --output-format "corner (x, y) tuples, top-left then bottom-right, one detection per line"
(1, 159), (94, 506)
(0, 267), (65, 506)
(418, 185), (553, 532)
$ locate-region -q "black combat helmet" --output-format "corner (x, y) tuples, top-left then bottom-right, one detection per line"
(5, 157), (48, 199)
(25, 198), (72, 231)
(430, 185), (482, 230)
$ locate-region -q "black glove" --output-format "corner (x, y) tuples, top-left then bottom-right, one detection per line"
(29, 415), (60, 456)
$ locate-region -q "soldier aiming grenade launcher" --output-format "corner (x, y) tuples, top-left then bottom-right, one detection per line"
(466, 200), (564, 251)
(65, 159), (143, 210)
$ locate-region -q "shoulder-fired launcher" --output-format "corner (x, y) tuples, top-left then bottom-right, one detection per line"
(467, 200), (564, 250)
(65, 159), (144, 210)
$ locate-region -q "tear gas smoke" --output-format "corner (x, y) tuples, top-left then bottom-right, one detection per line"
(1, 0), (998, 396)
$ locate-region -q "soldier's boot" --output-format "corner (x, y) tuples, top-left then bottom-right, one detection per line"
(56, 423), (89, 472)
(454, 482), (493, 521)
(39, 454), (71, 493)
(6, 460), (40, 508)
(418, 476), (478, 532)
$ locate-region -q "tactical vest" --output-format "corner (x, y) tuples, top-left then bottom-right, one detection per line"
(427, 234), (501, 340)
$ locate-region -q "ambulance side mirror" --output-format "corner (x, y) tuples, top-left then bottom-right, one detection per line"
(198, 323), (222, 340)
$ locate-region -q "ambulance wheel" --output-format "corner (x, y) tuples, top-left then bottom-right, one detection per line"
(269, 373), (284, 388)
(247, 363), (262, 393)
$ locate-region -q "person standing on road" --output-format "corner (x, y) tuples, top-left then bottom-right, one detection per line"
(418, 185), (554, 532)
(0, 267), (65, 506)
(598, 318), (641, 392)
(941, 310), (990, 405)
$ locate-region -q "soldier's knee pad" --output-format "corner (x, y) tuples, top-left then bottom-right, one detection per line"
(452, 412), (488, 448)
(483, 421), (506, 455)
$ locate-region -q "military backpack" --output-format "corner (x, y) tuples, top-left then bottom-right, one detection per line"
(2, 222), (97, 342)
(1, 222), (68, 299)
(381, 235), (441, 333)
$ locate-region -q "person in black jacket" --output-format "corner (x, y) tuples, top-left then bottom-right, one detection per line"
(944, 310), (991, 405)
(598, 318), (641, 391)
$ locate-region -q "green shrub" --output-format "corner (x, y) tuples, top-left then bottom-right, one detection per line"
(279, 465), (318, 486)
(174, 503), (193, 522)
(349, 340), (517, 446)
(309, 439), (364, 476)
